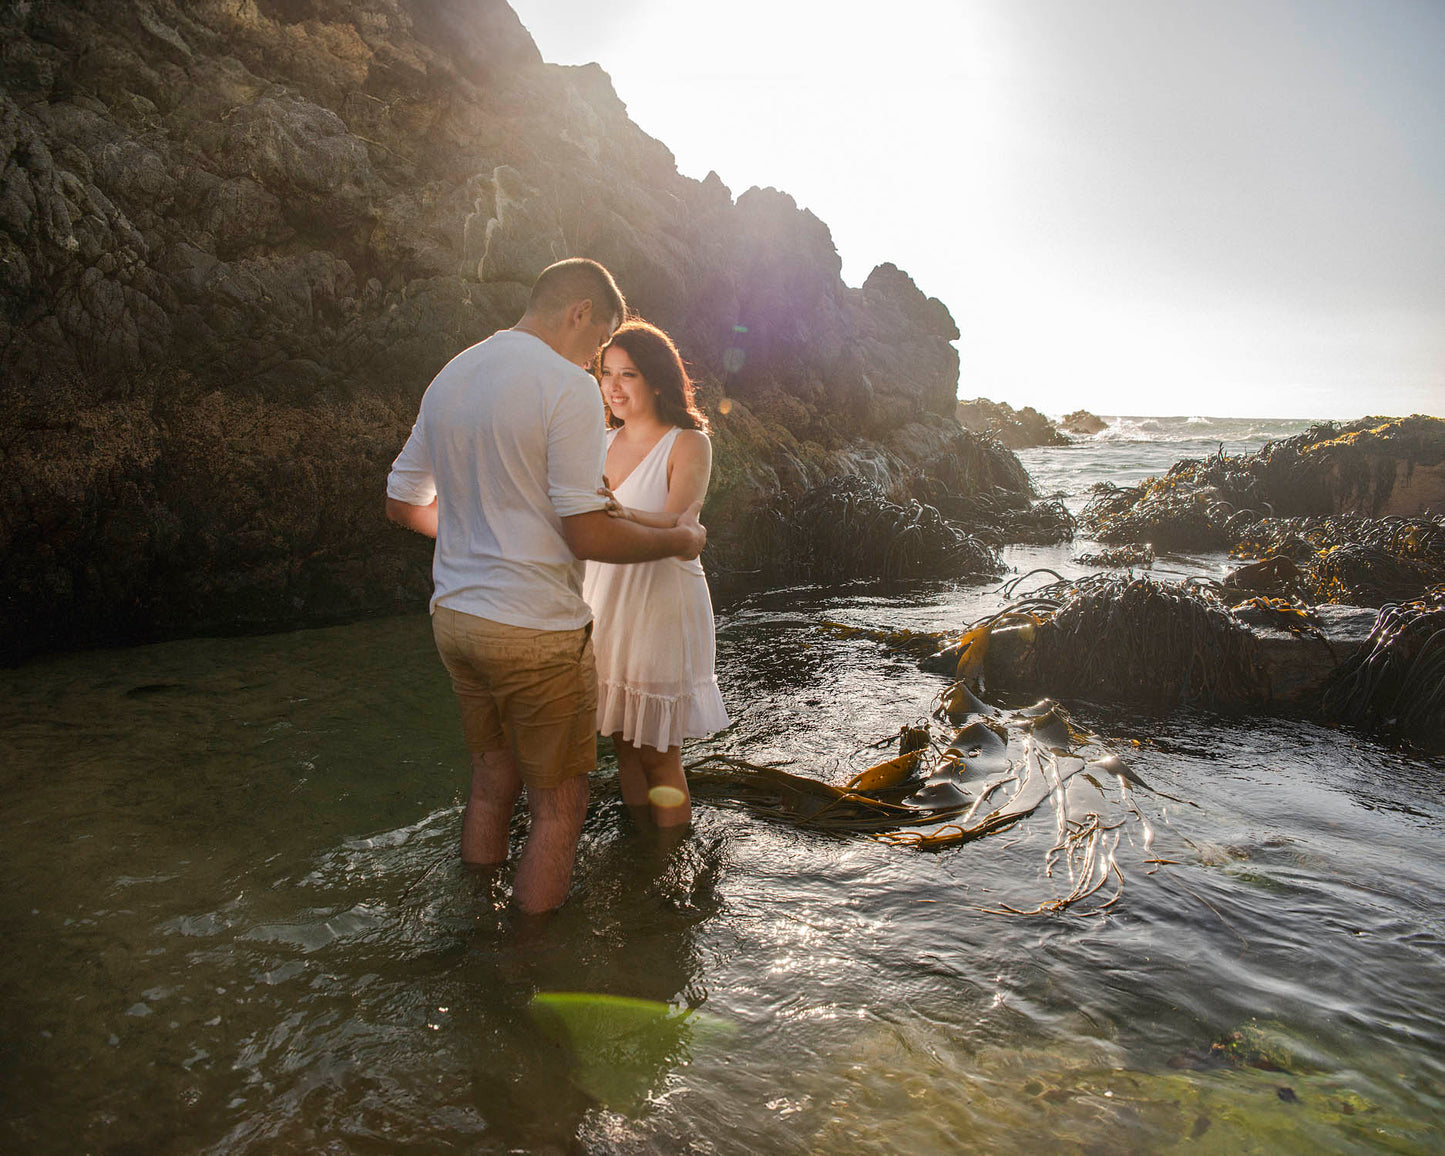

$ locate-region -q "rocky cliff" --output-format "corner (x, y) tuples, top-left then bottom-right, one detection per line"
(0, 0), (1004, 661)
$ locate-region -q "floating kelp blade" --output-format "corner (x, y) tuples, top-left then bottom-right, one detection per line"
(818, 620), (949, 658)
(845, 748), (926, 792)
(936, 679), (1001, 723)
(687, 757), (946, 833)
(530, 992), (733, 1114)
(690, 688), (1161, 915)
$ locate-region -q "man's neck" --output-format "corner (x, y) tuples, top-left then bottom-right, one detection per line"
(510, 317), (559, 352)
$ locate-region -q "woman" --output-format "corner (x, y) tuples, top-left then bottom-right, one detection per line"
(583, 320), (729, 830)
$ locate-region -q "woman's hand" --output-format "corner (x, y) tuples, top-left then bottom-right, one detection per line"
(598, 482), (627, 518)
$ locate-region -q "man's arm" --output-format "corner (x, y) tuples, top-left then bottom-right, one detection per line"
(562, 499), (705, 563)
(386, 411), (437, 537)
(386, 496), (438, 539)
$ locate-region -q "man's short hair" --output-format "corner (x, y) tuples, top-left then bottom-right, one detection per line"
(528, 258), (626, 328)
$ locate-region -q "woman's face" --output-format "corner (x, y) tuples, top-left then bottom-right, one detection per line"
(600, 345), (657, 423)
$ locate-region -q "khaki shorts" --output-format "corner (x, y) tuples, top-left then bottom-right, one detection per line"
(431, 606), (598, 789)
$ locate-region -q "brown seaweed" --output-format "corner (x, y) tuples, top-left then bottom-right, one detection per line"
(1027, 575), (1269, 710)
(687, 681), (1158, 916)
(1320, 585), (1445, 749)
(1232, 514), (1445, 606)
(748, 475), (1003, 582)
(1080, 416), (1445, 557)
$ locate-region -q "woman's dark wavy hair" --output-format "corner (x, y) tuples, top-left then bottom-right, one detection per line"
(597, 319), (709, 433)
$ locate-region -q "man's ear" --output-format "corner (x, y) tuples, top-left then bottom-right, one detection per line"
(569, 298), (595, 329)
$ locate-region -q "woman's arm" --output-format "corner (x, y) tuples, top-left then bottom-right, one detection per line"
(597, 482), (680, 529)
(663, 430), (713, 515)
(617, 507), (681, 529)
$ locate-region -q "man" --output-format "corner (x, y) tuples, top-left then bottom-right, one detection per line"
(385, 258), (706, 914)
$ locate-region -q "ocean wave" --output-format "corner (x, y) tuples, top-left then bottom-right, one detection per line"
(1078, 415), (1317, 446)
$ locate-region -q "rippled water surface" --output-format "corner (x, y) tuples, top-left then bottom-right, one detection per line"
(3, 419), (1442, 1153)
(1016, 414), (1321, 512)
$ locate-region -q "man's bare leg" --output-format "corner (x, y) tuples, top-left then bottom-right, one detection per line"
(513, 774), (590, 914)
(461, 749), (523, 865)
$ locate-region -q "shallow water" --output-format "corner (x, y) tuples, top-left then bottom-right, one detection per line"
(4, 419), (1443, 1153)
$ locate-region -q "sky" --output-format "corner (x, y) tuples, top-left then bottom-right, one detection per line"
(507, 0), (1444, 419)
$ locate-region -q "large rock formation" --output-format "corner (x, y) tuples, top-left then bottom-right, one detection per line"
(0, 0), (1002, 661)
(1082, 416), (1445, 551)
(955, 398), (1069, 448)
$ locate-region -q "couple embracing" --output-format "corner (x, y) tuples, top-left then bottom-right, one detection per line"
(385, 259), (728, 914)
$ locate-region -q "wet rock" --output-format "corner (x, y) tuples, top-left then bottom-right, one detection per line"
(1083, 416), (1445, 553)
(956, 397), (1070, 448)
(983, 583), (1378, 711)
(1059, 409), (1106, 436)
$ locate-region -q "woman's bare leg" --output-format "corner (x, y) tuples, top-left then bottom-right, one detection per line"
(613, 737), (691, 828)
(612, 732), (653, 825)
(642, 744), (691, 827)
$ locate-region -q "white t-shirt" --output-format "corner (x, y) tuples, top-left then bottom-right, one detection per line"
(386, 329), (608, 630)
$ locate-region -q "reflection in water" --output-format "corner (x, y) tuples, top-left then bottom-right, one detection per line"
(199, 802), (725, 1153)
(1, 574), (1443, 1153)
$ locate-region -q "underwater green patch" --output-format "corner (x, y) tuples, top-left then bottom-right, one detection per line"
(530, 992), (735, 1114)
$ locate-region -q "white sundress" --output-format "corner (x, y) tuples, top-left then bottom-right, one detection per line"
(582, 426), (730, 752)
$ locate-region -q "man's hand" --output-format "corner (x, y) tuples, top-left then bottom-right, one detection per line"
(675, 499), (706, 560)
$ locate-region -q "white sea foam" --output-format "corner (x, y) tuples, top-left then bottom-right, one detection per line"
(1074, 415), (1317, 446)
